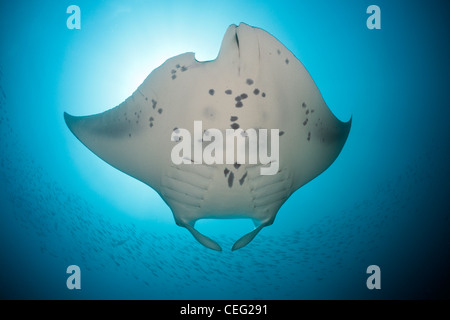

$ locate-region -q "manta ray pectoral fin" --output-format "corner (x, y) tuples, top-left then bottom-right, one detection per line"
(64, 105), (160, 185)
(183, 222), (222, 252)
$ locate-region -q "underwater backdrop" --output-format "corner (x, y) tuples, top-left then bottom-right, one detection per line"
(0, 0), (449, 299)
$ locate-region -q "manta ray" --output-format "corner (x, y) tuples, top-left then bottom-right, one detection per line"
(64, 23), (351, 251)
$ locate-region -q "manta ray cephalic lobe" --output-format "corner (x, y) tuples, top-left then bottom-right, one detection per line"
(64, 23), (351, 251)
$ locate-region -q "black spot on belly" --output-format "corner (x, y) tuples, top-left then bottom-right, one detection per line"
(285, 58), (289, 64)
(152, 99), (157, 109)
(225, 89), (232, 95)
(235, 96), (241, 102)
(181, 66), (187, 72)
(240, 93), (248, 99)
(231, 123), (240, 129)
(224, 168), (230, 177)
(253, 88), (260, 95)
(228, 171), (234, 188)
(239, 172), (247, 185)
(262, 92), (266, 98)
(277, 49), (281, 55)
(176, 64), (180, 68)
(246, 78), (254, 85)
(302, 102), (306, 108)
(303, 119), (308, 126)
(307, 131), (311, 141)
(171, 69), (176, 74)
(279, 131), (285, 136)
(306, 109), (309, 115)
(230, 116), (238, 121)
(171, 75), (176, 80)
(209, 89), (215, 96)
(235, 101), (243, 108)
(158, 108), (163, 114)
(234, 163), (241, 169)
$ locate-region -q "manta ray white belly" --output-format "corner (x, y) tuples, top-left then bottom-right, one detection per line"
(64, 23), (351, 251)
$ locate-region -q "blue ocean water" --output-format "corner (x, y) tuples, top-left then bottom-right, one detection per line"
(0, 0), (449, 299)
